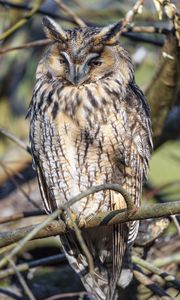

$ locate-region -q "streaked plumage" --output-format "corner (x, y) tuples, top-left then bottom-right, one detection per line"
(28, 17), (152, 300)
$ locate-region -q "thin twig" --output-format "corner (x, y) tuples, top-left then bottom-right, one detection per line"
(0, 210), (45, 225)
(119, 0), (144, 34)
(65, 207), (94, 274)
(0, 254), (66, 279)
(0, 288), (22, 300)
(44, 291), (88, 300)
(0, 162), (41, 210)
(0, 0), (44, 41)
(133, 256), (180, 290)
(0, 0), (76, 24)
(0, 39), (51, 55)
(128, 25), (171, 35)
(54, 0), (86, 27)
(0, 209), (65, 269)
(7, 257), (36, 300)
(0, 127), (30, 153)
(0, 243), (17, 255)
(145, 180), (180, 199)
(171, 215), (180, 236)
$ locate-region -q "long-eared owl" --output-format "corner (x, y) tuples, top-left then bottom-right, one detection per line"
(28, 17), (152, 300)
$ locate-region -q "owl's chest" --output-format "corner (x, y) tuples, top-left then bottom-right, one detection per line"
(56, 106), (126, 154)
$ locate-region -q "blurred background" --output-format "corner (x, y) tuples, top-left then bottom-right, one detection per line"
(0, 1), (179, 299)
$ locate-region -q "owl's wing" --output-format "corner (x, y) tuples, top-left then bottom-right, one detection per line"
(36, 163), (56, 213)
(29, 113), (60, 214)
(117, 81), (152, 287)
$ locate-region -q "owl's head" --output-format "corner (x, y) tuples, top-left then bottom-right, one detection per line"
(41, 17), (133, 86)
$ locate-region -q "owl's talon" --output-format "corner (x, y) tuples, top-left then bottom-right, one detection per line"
(66, 212), (78, 228)
(77, 216), (87, 228)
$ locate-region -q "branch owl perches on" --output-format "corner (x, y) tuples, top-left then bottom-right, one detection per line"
(28, 16), (152, 300)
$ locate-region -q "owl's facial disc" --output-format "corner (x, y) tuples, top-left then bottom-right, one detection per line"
(60, 52), (101, 85)
(42, 17), (125, 85)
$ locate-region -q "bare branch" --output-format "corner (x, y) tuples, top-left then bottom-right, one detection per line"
(0, 254), (66, 280)
(133, 256), (180, 290)
(119, 0), (144, 33)
(65, 207), (94, 274)
(145, 33), (180, 147)
(0, 39), (51, 55)
(128, 25), (171, 35)
(171, 215), (180, 236)
(0, 25), (167, 55)
(0, 199), (179, 248)
(153, 0), (180, 46)
(54, 0), (86, 27)
(0, 128), (30, 153)
(7, 258), (37, 300)
(44, 292), (88, 300)
(153, 253), (180, 268)
(0, 210), (45, 225)
(0, 162), (41, 210)
(133, 266), (172, 299)
(0, 0), (44, 41)
(0, 0), (77, 24)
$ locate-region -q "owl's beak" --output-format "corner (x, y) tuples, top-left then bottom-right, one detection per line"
(67, 64), (86, 85)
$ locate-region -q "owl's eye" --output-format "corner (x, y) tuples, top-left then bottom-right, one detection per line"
(88, 60), (102, 67)
(59, 58), (65, 64)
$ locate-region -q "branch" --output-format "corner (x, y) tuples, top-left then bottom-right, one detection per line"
(0, 39), (51, 55)
(0, 127), (30, 153)
(0, 199), (179, 248)
(0, 0), (77, 24)
(44, 292), (88, 300)
(7, 258), (36, 300)
(0, 161), (40, 210)
(0, 210), (45, 225)
(0, 0), (170, 49)
(0, 183), (133, 269)
(65, 207), (94, 274)
(0, 254), (66, 280)
(153, 253), (180, 268)
(127, 25), (171, 35)
(132, 256), (180, 290)
(119, 0), (144, 33)
(133, 266), (172, 299)
(153, 0), (180, 46)
(54, 0), (86, 27)
(0, 28), (166, 56)
(0, 0), (44, 41)
(145, 33), (180, 147)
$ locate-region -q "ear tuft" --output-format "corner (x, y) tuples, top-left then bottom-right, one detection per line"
(94, 22), (122, 46)
(42, 17), (67, 42)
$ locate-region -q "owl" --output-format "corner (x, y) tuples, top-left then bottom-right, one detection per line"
(28, 17), (152, 300)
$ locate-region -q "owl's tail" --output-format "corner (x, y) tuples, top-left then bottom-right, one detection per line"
(60, 224), (129, 300)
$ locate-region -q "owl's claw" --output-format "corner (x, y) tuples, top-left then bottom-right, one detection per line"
(66, 213), (87, 228)
(66, 211), (78, 228)
(77, 216), (87, 228)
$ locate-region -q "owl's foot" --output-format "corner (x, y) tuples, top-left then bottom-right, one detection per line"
(66, 211), (78, 228)
(77, 215), (87, 228)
